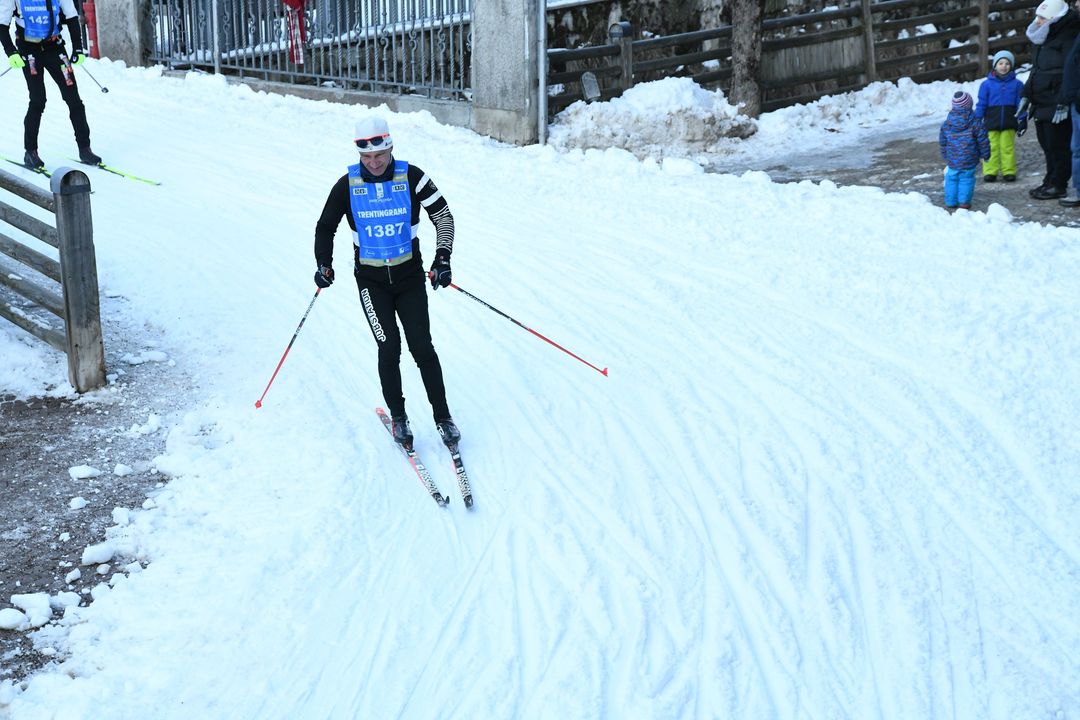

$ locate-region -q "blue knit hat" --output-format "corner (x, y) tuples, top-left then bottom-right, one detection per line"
(951, 91), (973, 111)
(992, 50), (1015, 70)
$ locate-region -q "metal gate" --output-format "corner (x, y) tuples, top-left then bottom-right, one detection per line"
(148, 0), (472, 100)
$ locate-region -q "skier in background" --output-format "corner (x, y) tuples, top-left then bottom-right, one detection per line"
(312, 116), (460, 450)
(0, 0), (103, 170)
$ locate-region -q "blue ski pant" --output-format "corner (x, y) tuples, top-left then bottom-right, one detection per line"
(943, 166), (976, 207)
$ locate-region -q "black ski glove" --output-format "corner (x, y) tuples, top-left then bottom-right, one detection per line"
(429, 251), (451, 290)
(314, 265), (334, 288)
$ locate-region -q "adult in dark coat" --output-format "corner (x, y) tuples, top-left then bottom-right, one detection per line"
(1057, 5), (1080, 205)
(1021, 0), (1080, 199)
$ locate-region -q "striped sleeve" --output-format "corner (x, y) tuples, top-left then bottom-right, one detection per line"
(412, 166), (454, 257)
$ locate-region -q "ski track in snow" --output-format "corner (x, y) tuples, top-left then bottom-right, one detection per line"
(1, 64), (1078, 719)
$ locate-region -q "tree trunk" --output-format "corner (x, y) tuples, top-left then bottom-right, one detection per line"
(730, 0), (765, 117)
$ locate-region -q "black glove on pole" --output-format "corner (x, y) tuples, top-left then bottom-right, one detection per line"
(314, 265), (334, 288)
(429, 251), (452, 290)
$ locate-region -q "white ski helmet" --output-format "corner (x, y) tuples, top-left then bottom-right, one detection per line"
(354, 117), (393, 153)
(1036, 0), (1068, 20)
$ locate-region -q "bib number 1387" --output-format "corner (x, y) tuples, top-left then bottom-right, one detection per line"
(365, 223), (405, 238)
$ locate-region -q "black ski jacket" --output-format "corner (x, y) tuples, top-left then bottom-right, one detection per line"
(1024, 10), (1080, 119)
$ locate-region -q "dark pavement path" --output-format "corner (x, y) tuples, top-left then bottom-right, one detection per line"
(752, 118), (1080, 228)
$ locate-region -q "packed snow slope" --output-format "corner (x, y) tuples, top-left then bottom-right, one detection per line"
(1, 68), (1078, 719)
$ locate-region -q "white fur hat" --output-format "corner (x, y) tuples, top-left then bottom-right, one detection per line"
(354, 117), (393, 152)
(1036, 0), (1068, 20)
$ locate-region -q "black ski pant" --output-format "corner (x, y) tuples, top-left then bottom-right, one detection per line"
(18, 44), (91, 152)
(355, 269), (450, 421)
(1035, 116), (1072, 191)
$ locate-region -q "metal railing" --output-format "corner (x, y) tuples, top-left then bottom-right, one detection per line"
(0, 168), (106, 393)
(149, 0), (472, 100)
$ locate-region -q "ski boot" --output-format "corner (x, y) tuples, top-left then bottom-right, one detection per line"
(435, 417), (461, 446)
(390, 414), (413, 449)
(23, 149), (44, 170)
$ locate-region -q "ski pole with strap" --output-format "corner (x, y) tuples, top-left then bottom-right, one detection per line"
(434, 275), (608, 377)
(255, 288), (322, 408)
(76, 62), (109, 93)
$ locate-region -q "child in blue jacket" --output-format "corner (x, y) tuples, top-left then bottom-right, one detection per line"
(976, 50), (1027, 182)
(940, 91), (992, 209)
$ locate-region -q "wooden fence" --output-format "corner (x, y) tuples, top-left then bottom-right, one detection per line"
(547, 0), (1039, 116)
(0, 167), (106, 393)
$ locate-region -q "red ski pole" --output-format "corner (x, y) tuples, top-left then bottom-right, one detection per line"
(436, 276), (608, 377)
(255, 288), (322, 408)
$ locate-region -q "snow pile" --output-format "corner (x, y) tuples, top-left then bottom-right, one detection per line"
(0, 331), (73, 399)
(545, 75), (999, 169)
(761, 77), (953, 132)
(122, 413), (162, 438)
(9, 595), (51, 629)
(121, 349), (169, 365)
(0, 608), (26, 631)
(66, 465), (102, 480)
(548, 76), (757, 158)
(80, 542), (115, 566)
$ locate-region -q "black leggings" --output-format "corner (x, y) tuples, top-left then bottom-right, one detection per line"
(19, 44), (90, 151)
(1035, 116), (1072, 191)
(355, 270), (449, 420)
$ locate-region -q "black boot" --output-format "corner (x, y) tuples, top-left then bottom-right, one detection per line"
(23, 149), (44, 170)
(435, 417), (461, 446)
(390, 414), (413, 448)
(1031, 185), (1067, 200)
(78, 146), (102, 165)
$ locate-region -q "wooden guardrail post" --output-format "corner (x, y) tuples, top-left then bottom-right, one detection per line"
(50, 168), (105, 393)
(978, 0), (990, 76)
(860, 0), (876, 83)
(609, 21), (634, 91)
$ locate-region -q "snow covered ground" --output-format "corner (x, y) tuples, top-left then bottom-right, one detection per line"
(1, 66), (1078, 719)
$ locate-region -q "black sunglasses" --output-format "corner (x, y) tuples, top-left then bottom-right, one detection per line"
(355, 135), (390, 150)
